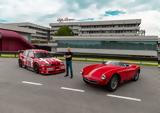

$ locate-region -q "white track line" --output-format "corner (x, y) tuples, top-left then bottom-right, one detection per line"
(22, 81), (43, 86)
(61, 87), (85, 92)
(107, 94), (141, 102)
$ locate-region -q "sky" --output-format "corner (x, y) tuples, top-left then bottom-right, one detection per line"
(0, 0), (160, 36)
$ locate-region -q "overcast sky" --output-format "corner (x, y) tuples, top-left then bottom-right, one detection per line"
(0, 0), (160, 36)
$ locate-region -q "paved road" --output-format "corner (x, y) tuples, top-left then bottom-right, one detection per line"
(0, 58), (159, 113)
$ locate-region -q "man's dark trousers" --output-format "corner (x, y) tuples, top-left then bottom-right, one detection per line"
(66, 61), (73, 77)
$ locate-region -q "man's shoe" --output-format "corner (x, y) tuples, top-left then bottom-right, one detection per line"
(64, 75), (68, 77)
(70, 76), (73, 79)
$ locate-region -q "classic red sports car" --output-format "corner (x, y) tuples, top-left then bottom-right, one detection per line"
(81, 61), (140, 91)
(18, 49), (65, 74)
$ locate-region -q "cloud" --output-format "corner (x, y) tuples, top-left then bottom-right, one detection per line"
(104, 10), (126, 16)
(0, 0), (159, 36)
(77, 18), (95, 22)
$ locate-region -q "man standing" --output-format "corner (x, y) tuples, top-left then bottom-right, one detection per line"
(64, 47), (73, 78)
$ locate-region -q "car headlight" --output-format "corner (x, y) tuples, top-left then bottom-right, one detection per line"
(80, 69), (83, 74)
(101, 74), (106, 80)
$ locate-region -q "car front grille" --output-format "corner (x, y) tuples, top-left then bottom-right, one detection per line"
(84, 77), (97, 84)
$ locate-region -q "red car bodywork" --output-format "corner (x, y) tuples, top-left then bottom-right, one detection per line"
(81, 62), (140, 86)
(18, 49), (65, 74)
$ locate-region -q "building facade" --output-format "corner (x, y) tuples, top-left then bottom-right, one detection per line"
(5, 22), (50, 40)
(50, 19), (145, 37)
(52, 36), (158, 58)
(0, 23), (36, 41)
(158, 38), (160, 63)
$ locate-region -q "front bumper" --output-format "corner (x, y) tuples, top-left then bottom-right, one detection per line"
(40, 65), (65, 74)
(83, 76), (108, 86)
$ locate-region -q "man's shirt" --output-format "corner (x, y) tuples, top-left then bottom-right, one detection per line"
(65, 52), (73, 61)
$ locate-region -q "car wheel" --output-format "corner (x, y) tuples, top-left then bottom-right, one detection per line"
(133, 71), (140, 81)
(18, 59), (23, 68)
(34, 64), (40, 74)
(107, 75), (119, 92)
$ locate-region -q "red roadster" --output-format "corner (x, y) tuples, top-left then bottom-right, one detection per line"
(18, 49), (65, 74)
(81, 61), (140, 91)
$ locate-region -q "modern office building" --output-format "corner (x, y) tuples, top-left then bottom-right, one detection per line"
(5, 22), (50, 40)
(52, 36), (158, 58)
(50, 19), (145, 37)
(0, 23), (36, 41)
(158, 38), (160, 63)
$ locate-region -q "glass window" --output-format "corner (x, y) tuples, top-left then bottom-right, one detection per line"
(23, 50), (29, 56)
(28, 51), (34, 57)
(34, 52), (52, 58)
(57, 40), (157, 51)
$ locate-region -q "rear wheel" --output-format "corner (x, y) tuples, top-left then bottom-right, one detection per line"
(133, 71), (140, 81)
(34, 64), (40, 74)
(107, 75), (119, 92)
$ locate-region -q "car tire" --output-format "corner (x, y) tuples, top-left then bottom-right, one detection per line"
(107, 75), (119, 92)
(132, 71), (140, 81)
(34, 63), (40, 74)
(18, 59), (23, 68)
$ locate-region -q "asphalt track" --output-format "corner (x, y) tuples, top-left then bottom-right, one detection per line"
(0, 58), (159, 113)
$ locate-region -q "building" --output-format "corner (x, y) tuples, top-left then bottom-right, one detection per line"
(50, 19), (145, 37)
(0, 23), (36, 41)
(52, 36), (158, 58)
(5, 22), (50, 40)
(158, 38), (160, 63)
(0, 29), (34, 51)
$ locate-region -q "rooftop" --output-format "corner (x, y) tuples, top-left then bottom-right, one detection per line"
(50, 19), (141, 26)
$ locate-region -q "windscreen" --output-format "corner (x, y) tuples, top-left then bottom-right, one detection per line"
(105, 61), (130, 67)
(34, 52), (52, 58)
(105, 61), (120, 66)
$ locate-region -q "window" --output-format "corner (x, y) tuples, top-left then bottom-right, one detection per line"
(23, 50), (29, 56)
(57, 40), (157, 51)
(28, 51), (34, 57)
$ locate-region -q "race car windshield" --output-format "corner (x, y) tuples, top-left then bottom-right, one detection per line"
(105, 61), (120, 66)
(105, 61), (130, 67)
(34, 52), (52, 58)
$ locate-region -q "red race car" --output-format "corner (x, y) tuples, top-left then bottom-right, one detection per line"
(81, 61), (140, 91)
(18, 49), (65, 74)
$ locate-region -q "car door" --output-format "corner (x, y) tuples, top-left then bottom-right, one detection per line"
(123, 66), (136, 80)
(22, 50), (29, 66)
(118, 63), (133, 81)
(26, 51), (34, 68)
(118, 67), (129, 81)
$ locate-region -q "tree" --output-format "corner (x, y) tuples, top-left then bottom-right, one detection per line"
(54, 26), (74, 36)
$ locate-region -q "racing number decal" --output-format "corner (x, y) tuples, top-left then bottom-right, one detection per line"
(27, 51), (34, 68)
(28, 58), (34, 68)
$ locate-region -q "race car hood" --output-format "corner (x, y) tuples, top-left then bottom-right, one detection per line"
(83, 64), (122, 79)
(38, 57), (63, 65)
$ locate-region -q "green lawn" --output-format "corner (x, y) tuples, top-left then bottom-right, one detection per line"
(0, 54), (18, 58)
